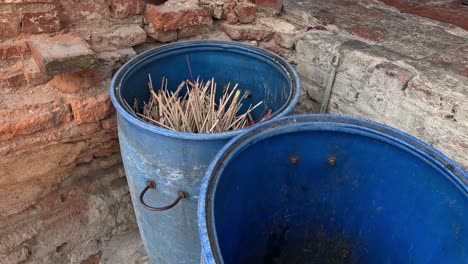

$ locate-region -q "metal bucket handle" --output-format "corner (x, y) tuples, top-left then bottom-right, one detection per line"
(139, 180), (188, 211)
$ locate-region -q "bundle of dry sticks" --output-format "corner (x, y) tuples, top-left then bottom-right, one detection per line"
(125, 74), (267, 133)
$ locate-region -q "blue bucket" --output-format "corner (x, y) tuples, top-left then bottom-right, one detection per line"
(110, 40), (300, 263)
(198, 114), (467, 264)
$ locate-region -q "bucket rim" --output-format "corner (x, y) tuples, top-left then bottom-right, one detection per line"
(197, 114), (468, 264)
(109, 40), (301, 140)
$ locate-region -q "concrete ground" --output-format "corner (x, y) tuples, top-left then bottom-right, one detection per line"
(104, 0), (468, 262)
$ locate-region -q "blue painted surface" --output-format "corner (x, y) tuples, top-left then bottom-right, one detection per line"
(109, 40), (300, 264)
(198, 114), (468, 264)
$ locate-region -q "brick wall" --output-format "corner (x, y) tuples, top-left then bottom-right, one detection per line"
(0, 0), (293, 263)
(0, 0), (147, 262)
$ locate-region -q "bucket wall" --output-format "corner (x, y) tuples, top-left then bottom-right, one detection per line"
(199, 115), (467, 264)
(110, 40), (300, 263)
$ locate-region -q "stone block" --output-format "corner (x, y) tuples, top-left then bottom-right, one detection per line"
(220, 23), (274, 41)
(28, 35), (96, 75)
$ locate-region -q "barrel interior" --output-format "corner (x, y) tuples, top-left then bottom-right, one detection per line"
(118, 44), (293, 120)
(211, 129), (467, 263)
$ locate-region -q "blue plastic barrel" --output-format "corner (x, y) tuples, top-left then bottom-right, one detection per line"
(110, 40), (300, 263)
(199, 114), (467, 264)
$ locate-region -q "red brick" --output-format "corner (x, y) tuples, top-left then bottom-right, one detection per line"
(81, 251), (102, 264)
(111, 0), (145, 18)
(23, 58), (53, 87)
(0, 100), (67, 140)
(0, 13), (21, 40)
(70, 90), (114, 124)
(234, 2), (257, 24)
(345, 25), (389, 42)
(254, 0), (282, 12)
(221, 23), (274, 41)
(223, 1), (238, 24)
(0, 41), (30, 59)
(28, 35), (95, 75)
(21, 10), (62, 34)
(145, 1), (213, 31)
(50, 69), (107, 94)
(0, 62), (26, 90)
(259, 39), (282, 54)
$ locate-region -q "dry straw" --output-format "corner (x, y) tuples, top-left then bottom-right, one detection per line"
(125, 74), (265, 133)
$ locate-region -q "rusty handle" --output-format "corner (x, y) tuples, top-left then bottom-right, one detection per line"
(139, 180), (188, 211)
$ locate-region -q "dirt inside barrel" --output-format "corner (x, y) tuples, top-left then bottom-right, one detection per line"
(243, 225), (364, 264)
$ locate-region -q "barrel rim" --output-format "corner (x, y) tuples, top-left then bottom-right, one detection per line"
(198, 114), (468, 264)
(109, 40), (301, 140)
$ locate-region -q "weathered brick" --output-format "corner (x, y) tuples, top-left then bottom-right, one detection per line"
(381, 0), (468, 31)
(90, 25), (147, 52)
(60, 0), (110, 23)
(259, 39), (282, 54)
(178, 24), (212, 39)
(23, 58), (53, 87)
(0, 99), (67, 141)
(223, 0), (238, 24)
(221, 22), (274, 41)
(259, 18), (296, 48)
(234, 2), (257, 24)
(0, 41), (29, 59)
(0, 121), (101, 157)
(254, 0), (282, 12)
(145, 24), (178, 42)
(21, 9), (62, 34)
(50, 69), (107, 94)
(28, 35), (95, 75)
(96, 48), (137, 70)
(0, 13), (21, 40)
(70, 90), (114, 124)
(199, 0), (223, 19)
(111, 0), (145, 18)
(0, 62), (26, 90)
(145, 0), (213, 31)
